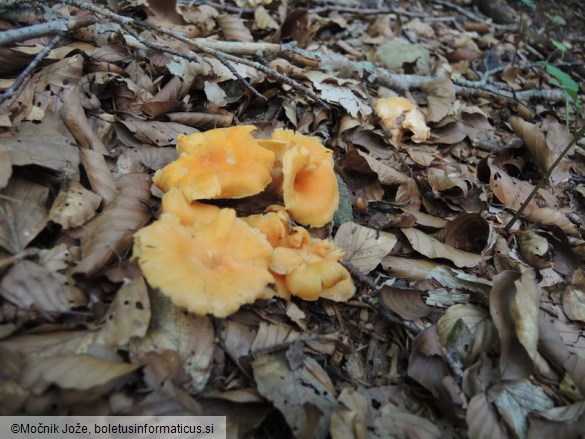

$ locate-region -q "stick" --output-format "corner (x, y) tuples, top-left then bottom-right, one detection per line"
(0, 15), (96, 47)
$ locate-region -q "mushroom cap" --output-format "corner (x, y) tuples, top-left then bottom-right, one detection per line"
(375, 97), (430, 143)
(285, 260), (354, 302)
(153, 126), (275, 201)
(133, 211), (275, 317)
(243, 208), (310, 249)
(269, 240), (354, 302)
(161, 187), (221, 227)
(282, 146), (339, 227)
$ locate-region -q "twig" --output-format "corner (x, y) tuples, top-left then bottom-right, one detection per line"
(52, 0), (329, 108)
(504, 125), (585, 233)
(0, 33), (64, 105)
(0, 15), (96, 47)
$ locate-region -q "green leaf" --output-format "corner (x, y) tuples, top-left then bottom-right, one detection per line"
(521, 0), (536, 9)
(551, 39), (567, 57)
(544, 64), (580, 105)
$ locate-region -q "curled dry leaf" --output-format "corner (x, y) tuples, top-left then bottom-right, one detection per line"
(437, 304), (495, 364)
(167, 111), (233, 129)
(380, 285), (433, 320)
(523, 208), (579, 236)
(509, 116), (550, 172)
(74, 173), (151, 277)
(518, 230), (551, 269)
(402, 227), (486, 268)
(119, 120), (198, 147)
(0, 144), (11, 189)
(427, 174), (470, 206)
(253, 351), (337, 439)
(527, 402), (585, 439)
(255, 6), (280, 30)
(118, 145), (178, 172)
(441, 213), (496, 255)
(0, 260), (86, 318)
(333, 222), (397, 274)
(79, 148), (117, 205)
(0, 176), (48, 254)
(48, 181), (102, 229)
(330, 388), (369, 439)
(562, 270), (585, 324)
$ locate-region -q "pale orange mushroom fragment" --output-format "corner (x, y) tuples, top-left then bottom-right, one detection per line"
(375, 97), (430, 144)
(132, 210), (275, 318)
(161, 187), (221, 227)
(153, 126), (275, 201)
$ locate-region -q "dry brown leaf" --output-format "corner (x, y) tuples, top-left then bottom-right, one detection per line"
(380, 285), (432, 320)
(334, 222), (397, 274)
(523, 208), (579, 236)
(167, 111), (233, 129)
(3, 123), (79, 175)
(0, 260), (86, 318)
(509, 116), (550, 172)
(20, 353), (139, 392)
(441, 213), (496, 254)
(518, 230), (551, 269)
(119, 120), (197, 146)
(407, 325), (464, 418)
(251, 321), (300, 353)
(490, 270), (536, 380)
(118, 145), (178, 172)
(79, 148), (117, 205)
(330, 388), (369, 439)
(253, 351), (337, 439)
(374, 403), (442, 439)
(527, 402), (585, 439)
(402, 228), (486, 268)
(129, 291), (214, 393)
(0, 176), (48, 254)
(255, 6), (280, 30)
(437, 304), (495, 364)
(61, 86), (108, 154)
(421, 75), (456, 123)
(218, 14), (253, 42)
(427, 174), (470, 205)
(48, 181), (102, 229)
(381, 256), (441, 281)
(467, 392), (508, 439)
(92, 277), (151, 347)
(0, 144), (12, 189)
(74, 173), (151, 277)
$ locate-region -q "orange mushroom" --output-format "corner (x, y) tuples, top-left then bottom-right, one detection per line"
(269, 240), (354, 301)
(375, 97), (430, 144)
(153, 126), (275, 201)
(132, 210), (275, 317)
(259, 129), (339, 227)
(161, 187), (221, 227)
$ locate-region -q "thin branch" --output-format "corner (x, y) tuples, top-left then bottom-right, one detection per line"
(0, 33), (64, 105)
(0, 15), (96, 47)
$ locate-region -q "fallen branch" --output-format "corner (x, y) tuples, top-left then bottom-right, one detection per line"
(0, 15), (96, 46)
(0, 33), (64, 106)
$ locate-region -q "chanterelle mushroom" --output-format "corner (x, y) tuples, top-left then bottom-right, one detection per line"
(133, 210), (275, 317)
(153, 126), (275, 201)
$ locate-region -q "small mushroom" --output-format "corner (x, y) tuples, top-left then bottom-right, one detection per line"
(153, 126), (275, 201)
(375, 96), (430, 144)
(132, 210), (275, 317)
(259, 129), (338, 227)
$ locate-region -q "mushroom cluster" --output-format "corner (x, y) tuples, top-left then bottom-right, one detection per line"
(133, 126), (354, 317)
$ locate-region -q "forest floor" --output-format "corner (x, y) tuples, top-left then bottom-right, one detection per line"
(1, 0), (585, 438)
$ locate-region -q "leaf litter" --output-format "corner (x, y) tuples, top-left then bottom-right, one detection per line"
(0, 0), (585, 437)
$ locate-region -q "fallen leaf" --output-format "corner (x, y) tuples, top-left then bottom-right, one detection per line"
(48, 181), (102, 229)
(74, 173), (151, 277)
(402, 227), (486, 268)
(334, 222), (397, 274)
